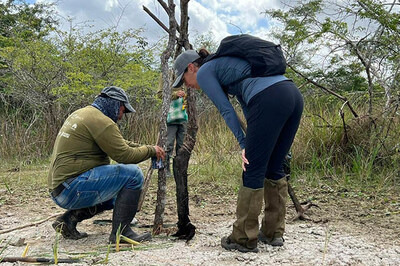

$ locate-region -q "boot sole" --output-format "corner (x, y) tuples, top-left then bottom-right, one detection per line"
(129, 232), (152, 242)
(258, 232), (284, 246)
(109, 232), (152, 244)
(221, 237), (259, 253)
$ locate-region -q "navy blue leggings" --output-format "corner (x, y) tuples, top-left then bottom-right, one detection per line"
(243, 80), (303, 189)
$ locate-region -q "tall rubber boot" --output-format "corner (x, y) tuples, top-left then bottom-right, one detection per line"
(52, 203), (111, 240)
(221, 186), (263, 253)
(109, 188), (152, 243)
(258, 178), (288, 246)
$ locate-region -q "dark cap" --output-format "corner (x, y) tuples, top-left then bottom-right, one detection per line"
(101, 86), (135, 113)
(172, 50), (200, 88)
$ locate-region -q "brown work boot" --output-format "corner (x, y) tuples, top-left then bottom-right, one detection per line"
(221, 186), (263, 253)
(259, 178), (288, 246)
(258, 231), (284, 246)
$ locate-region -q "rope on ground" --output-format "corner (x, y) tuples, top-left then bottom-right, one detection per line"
(0, 212), (63, 235)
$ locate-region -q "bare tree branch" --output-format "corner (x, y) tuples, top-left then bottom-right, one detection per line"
(142, 5), (170, 34)
(287, 63), (359, 118)
(156, 0), (181, 33)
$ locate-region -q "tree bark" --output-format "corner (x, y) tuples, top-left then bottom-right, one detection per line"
(153, 0), (177, 234)
(172, 0), (197, 234)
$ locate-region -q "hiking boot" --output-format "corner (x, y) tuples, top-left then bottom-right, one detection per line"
(258, 231), (284, 246)
(221, 186), (263, 252)
(221, 236), (259, 253)
(109, 188), (152, 243)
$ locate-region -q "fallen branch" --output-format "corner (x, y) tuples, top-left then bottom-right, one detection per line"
(137, 164), (154, 212)
(0, 212), (63, 235)
(287, 178), (318, 221)
(0, 257), (79, 264)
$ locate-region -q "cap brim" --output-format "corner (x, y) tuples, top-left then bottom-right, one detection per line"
(172, 72), (184, 88)
(124, 102), (136, 113)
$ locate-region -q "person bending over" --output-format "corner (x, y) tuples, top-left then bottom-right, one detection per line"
(172, 50), (303, 252)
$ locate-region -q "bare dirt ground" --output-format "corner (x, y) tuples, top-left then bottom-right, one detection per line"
(1, 174), (400, 265)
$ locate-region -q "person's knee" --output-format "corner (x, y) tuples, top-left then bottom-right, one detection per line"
(242, 172), (264, 189)
(99, 198), (115, 210)
(265, 170), (285, 181)
(120, 164), (144, 190)
(135, 174), (144, 188)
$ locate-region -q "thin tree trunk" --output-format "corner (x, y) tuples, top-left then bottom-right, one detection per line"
(153, 0), (177, 234)
(172, 0), (197, 233)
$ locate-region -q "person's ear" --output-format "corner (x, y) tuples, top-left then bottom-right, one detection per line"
(187, 63), (196, 73)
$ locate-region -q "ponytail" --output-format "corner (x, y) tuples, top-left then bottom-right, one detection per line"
(193, 48), (210, 67)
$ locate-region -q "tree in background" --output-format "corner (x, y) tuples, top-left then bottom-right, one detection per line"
(267, 0), (399, 112)
(265, 0), (400, 168)
(0, 0), (160, 160)
(0, 0), (59, 158)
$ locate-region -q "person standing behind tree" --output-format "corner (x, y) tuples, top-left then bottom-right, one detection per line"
(172, 49), (303, 253)
(165, 88), (187, 177)
(48, 86), (165, 243)
(157, 83), (188, 177)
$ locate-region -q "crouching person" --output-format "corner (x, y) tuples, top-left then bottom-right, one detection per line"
(48, 86), (165, 243)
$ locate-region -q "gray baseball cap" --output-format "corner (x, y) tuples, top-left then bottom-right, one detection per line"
(172, 50), (200, 88)
(101, 86), (136, 113)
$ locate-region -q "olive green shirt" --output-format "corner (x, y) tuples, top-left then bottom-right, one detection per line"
(48, 106), (156, 190)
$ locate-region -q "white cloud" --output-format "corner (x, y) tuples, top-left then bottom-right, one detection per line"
(104, 0), (118, 12)
(188, 0), (229, 42)
(37, 0), (168, 44)
(35, 0), (283, 44)
(189, 0), (284, 42)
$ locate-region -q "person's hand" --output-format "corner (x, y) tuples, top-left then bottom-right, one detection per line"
(154, 146), (165, 160)
(241, 149), (249, 171)
(176, 90), (186, 98)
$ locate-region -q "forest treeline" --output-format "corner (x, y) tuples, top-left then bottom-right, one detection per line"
(1, 0), (399, 189)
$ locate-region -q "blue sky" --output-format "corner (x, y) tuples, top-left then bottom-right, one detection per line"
(28, 0), (283, 45)
(17, 0), (35, 3)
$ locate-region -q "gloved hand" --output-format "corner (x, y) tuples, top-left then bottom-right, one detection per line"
(172, 222), (196, 242)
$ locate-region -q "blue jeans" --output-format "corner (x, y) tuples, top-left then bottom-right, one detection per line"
(51, 164), (144, 210)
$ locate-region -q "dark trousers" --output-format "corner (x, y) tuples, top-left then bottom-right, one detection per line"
(243, 81), (303, 189)
(166, 123), (187, 161)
